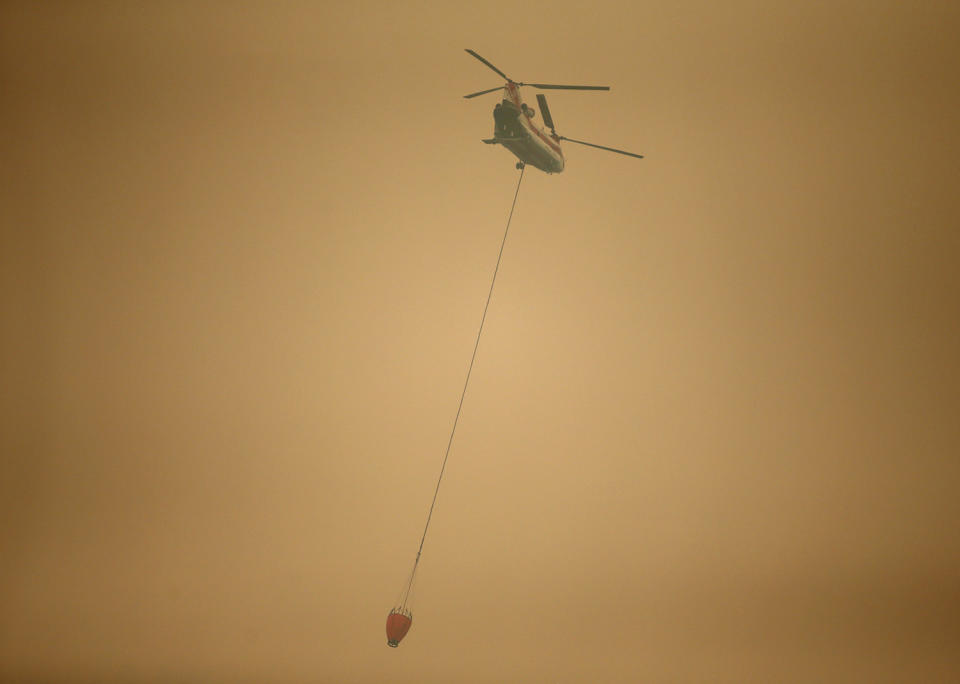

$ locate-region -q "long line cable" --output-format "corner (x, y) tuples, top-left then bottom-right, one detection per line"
(399, 165), (526, 609)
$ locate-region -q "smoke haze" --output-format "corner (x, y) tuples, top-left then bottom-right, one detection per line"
(2, 2), (959, 682)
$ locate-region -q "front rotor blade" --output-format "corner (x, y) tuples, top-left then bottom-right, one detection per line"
(536, 94), (555, 131)
(463, 86), (505, 99)
(526, 84), (610, 91)
(465, 49), (510, 81)
(559, 136), (644, 159)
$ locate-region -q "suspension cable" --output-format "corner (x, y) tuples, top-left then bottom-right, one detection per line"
(400, 165), (526, 609)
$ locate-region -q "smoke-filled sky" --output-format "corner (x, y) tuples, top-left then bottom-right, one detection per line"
(2, 2), (959, 682)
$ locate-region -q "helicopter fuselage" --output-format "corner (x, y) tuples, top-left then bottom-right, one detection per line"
(486, 83), (565, 174)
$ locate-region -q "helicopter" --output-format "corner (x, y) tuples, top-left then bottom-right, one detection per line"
(464, 49), (643, 174)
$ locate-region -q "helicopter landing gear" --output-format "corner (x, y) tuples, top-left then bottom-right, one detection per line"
(516, 162), (525, 170)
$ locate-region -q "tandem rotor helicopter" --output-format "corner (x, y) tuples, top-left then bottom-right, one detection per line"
(464, 49), (643, 173)
(382, 50), (646, 651)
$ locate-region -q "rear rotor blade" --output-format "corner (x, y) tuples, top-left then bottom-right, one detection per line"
(536, 94), (555, 132)
(463, 86), (505, 99)
(465, 49), (510, 81)
(525, 84), (610, 92)
(559, 136), (644, 159)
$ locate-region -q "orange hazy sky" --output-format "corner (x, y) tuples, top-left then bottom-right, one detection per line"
(2, 2), (959, 682)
